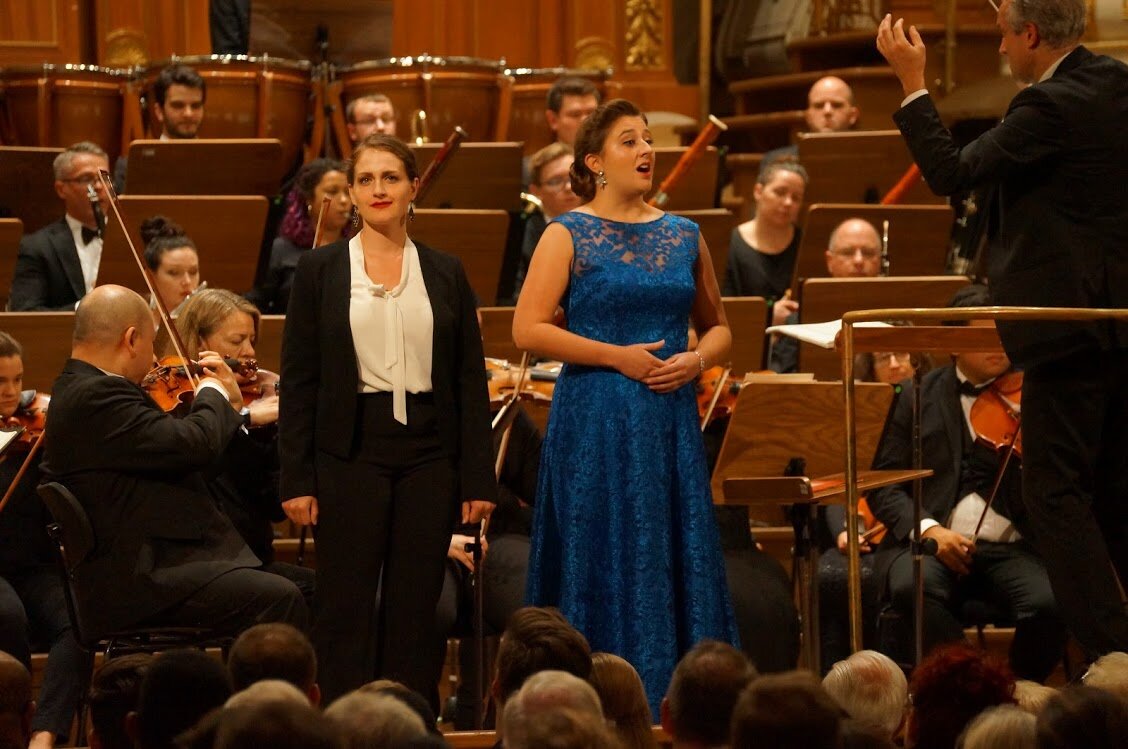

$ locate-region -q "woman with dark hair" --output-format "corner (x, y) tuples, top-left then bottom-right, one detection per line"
(513, 98), (737, 715)
(251, 158), (351, 313)
(140, 215), (200, 319)
(279, 134), (495, 705)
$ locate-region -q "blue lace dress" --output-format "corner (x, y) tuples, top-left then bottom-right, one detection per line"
(526, 211), (739, 714)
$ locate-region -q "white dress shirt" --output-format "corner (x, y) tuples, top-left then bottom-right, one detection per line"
(64, 213), (102, 294)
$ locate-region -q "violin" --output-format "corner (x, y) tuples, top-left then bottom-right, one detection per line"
(969, 370), (1022, 457)
(696, 366), (740, 425)
(142, 355), (261, 414)
(485, 358), (555, 408)
(1, 390), (49, 453)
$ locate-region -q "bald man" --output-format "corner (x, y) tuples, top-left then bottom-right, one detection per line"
(41, 286), (307, 642)
(0, 650), (33, 749)
(761, 76), (861, 176)
(825, 218), (882, 278)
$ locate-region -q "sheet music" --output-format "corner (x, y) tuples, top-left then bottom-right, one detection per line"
(766, 319), (891, 349)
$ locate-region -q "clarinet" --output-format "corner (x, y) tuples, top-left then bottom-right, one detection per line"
(86, 184), (106, 238)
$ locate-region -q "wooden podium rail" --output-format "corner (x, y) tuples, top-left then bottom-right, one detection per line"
(838, 306), (1128, 656)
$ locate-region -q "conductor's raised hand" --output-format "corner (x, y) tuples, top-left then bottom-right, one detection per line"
(283, 495), (319, 526)
(644, 352), (701, 393)
(615, 339), (665, 381)
(876, 14), (927, 96)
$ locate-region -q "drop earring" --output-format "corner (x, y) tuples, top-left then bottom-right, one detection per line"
(408, 201), (416, 221)
(597, 170), (607, 189)
(350, 205), (359, 229)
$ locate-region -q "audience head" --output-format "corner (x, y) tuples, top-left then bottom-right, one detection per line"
(661, 640), (756, 748)
(228, 623), (319, 704)
(347, 94), (398, 143)
(1035, 684), (1128, 748)
(88, 654), (152, 749)
(945, 284), (1011, 385)
(569, 98), (651, 202)
(528, 142), (582, 219)
(168, 288), (261, 365)
(225, 679), (311, 709)
(348, 134), (419, 233)
(280, 158), (352, 247)
(501, 670), (605, 749)
(141, 216), (199, 312)
(357, 681), (439, 736)
(731, 670), (844, 749)
(840, 719), (896, 749)
(752, 157), (807, 227)
(493, 607), (592, 713)
(825, 218), (882, 278)
(999, 0), (1086, 84)
(589, 653), (656, 749)
(0, 651), (32, 749)
(907, 644), (1015, 749)
(72, 285), (156, 383)
(957, 704), (1035, 749)
(324, 691), (427, 749)
(0, 333), (24, 421)
(805, 76), (858, 133)
(152, 64), (205, 139)
(822, 650), (908, 740)
(53, 141), (110, 225)
(213, 702), (341, 749)
(546, 77), (602, 147)
(129, 649), (232, 749)
(1013, 680), (1057, 716)
(1080, 651), (1128, 704)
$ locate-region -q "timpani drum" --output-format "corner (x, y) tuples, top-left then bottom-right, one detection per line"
(504, 67), (615, 155)
(0, 64), (128, 163)
(139, 55), (313, 169)
(337, 55), (509, 145)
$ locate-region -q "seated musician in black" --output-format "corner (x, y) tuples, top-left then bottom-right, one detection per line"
(867, 284), (1065, 680)
(41, 285), (307, 641)
(0, 332), (86, 749)
(509, 143), (582, 303)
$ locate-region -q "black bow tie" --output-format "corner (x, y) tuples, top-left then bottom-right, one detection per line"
(80, 226), (100, 245)
(958, 379), (991, 398)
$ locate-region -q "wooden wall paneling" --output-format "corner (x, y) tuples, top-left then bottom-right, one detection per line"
(0, 0), (88, 65)
(94, 0), (210, 67)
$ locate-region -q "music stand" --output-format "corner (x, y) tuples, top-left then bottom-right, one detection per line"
(255, 315), (285, 375)
(797, 131), (947, 207)
(647, 147), (720, 210)
(123, 140), (286, 196)
(722, 297), (767, 375)
(411, 143), (523, 212)
(0, 219), (23, 310)
(98, 195), (270, 295)
(792, 203), (955, 289)
(0, 312), (76, 392)
(412, 209), (510, 305)
(0, 147), (63, 234)
(672, 208), (736, 284)
(714, 379), (924, 671)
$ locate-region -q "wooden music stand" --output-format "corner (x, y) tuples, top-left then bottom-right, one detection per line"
(797, 131), (946, 207)
(255, 315), (285, 375)
(0, 312), (76, 392)
(792, 203), (955, 288)
(797, 276), (970, 379)
(647, 146), (720, 210)
(671, 208), (736, 285)
(713, 379), (922, 671)
(123, 140), (286, 196)
(722, 297), (767, 375)
(479, 306), (520, 364)
(412, 209), (510, 305)
(98, 196), (270, 295)
(0, 219), (23, 310)
(0, 147), (63, 234)
(411, 143), (523, 212)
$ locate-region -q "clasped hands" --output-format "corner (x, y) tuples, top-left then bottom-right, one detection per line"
(617, 339), (701, 393)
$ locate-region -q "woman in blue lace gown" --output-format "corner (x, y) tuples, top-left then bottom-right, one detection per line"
(513, 99), (738, 714)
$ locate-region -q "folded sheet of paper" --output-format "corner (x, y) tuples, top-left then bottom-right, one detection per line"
(765, 320), (892, 349)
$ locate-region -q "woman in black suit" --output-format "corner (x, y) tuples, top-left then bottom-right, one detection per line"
(279, 134), (496, 704)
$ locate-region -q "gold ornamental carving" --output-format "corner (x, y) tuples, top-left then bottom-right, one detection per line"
(104, 28), (148, 67)
(574, 36), (615, 71)
(624, 0), (664, 70)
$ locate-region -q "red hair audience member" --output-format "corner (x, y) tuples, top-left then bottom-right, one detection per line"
(907, 644), (1015, 749)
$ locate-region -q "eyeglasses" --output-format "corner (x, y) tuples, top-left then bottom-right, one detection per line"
(874, 352), (912, 364)
(829, 247), (880, 260)
(61, 174), (101, 186)
(540, 176), (572, 191)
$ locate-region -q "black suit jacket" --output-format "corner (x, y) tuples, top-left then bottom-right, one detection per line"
(42, 359), (259, 637)
(279, 238), (497, 504)
(893, 47), (1128, 366)
(9, 219), (87, 311)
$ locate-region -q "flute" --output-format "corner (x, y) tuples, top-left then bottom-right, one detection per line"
(648, 114), (728, 208)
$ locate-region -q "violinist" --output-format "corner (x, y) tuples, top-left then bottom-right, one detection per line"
(42, 285), (307, 643)
(140, 215), (201, 322)
(866, 285), (1064, 681)
(0, 332), (86, 749)
(158, 288), (314, 601)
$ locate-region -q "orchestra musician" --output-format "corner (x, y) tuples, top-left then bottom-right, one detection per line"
(249, 158), (352, 314)
(510, 142), (582, 303)
(878, 0), (1128, 658)
(346, 94), (398, 145)
(0, 333), (86, 749)
(279, 134), (495, 705)
(41, 285), (307, 645)
(158, 288), (314, 602)
(866, 285), (1065, 681)
(140, 216), (201, 319)
(522, 77), (602, 185)
(760, 76), (860, 176)
(9, 142), (110, 312)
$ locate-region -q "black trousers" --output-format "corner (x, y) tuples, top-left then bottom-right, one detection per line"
(1021, 349), (1128, 658)
(313, 393), (458, 703)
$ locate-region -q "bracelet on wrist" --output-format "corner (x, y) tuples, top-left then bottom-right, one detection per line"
(692, 350), (706, 374)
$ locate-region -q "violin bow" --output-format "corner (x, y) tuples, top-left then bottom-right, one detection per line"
(699, 366), (732, 433)
(0, 429), (46, 518)
(97, 170), (200, 389)
(311, 195), (331, 248)
(970, 415), (1023, 546)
